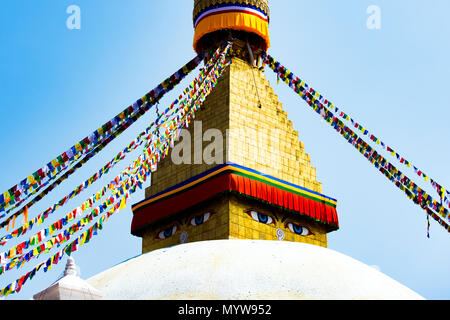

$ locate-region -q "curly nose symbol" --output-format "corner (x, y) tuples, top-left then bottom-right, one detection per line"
(276, 228), (285, 241)
(180, 231), (188, 244)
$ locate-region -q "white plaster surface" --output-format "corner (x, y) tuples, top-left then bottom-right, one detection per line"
(34, 257), (102, 300)
(87, 240), (424, 300)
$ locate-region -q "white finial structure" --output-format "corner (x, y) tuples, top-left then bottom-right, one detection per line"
(64, 257), (77, 276)
(33, 257), (102, 300)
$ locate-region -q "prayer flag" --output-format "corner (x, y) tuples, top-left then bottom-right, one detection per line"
(23, 206), (28, 224)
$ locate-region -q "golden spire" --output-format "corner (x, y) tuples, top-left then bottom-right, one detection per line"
(193, 0), (270, 54)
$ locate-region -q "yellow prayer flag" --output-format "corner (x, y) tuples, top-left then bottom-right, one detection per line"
(3, 191), (10, 204)
(80, 232), (87, 246)
(8, 248), (15, 259)
(8, 259), (16, 269)
(75, 143), (83, 152)
(27, 175), (36, 185)
(51, 159), (59, 168)
(119, 197), (127, 210)
(49, 224), (56, 235)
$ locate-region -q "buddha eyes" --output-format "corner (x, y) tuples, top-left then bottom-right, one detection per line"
(156, 225), (178, 240)
(246, 210), (312, 236)
(156, 212), (312, 240)
(190, 212), (212, 226)
(247, 210), (274, 225)
(286, 222), (313, 236)
(156, 212), (213, 240)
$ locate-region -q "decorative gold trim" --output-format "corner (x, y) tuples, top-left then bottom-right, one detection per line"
(193, 0), (270, 21)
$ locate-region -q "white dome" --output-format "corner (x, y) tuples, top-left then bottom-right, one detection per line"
(87, 240), (423, 300)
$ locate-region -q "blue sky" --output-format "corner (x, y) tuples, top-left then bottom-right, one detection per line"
(0, 0), (449, 300)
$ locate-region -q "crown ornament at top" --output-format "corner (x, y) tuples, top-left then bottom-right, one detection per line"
(193, 0), (270, 22)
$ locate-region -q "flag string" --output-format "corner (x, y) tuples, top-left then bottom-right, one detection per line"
(263, 53), (450, 234)
(0, 42), (232, 297)
(0, 53), (206, 215)
(0, 42), (230, 255)
(264, 55), (450, 208)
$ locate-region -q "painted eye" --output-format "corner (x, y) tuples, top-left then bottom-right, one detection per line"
(156, 225), (178, 239)
(286, 222), (313, 236)
(247, 210), (274, 225)
(190, 212), (211, 226)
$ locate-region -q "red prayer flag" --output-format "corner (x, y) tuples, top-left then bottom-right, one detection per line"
(23, 205), (28, 224)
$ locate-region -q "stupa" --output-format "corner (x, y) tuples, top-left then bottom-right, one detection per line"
(131, 0), (338, 253)
(84, 0), (423, 300)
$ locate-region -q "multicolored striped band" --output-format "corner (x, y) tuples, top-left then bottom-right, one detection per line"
(194, 4), (269, 28)
(131, 163), (339, 235)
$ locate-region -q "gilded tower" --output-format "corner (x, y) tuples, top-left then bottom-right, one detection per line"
(131, 0), (339, 252)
